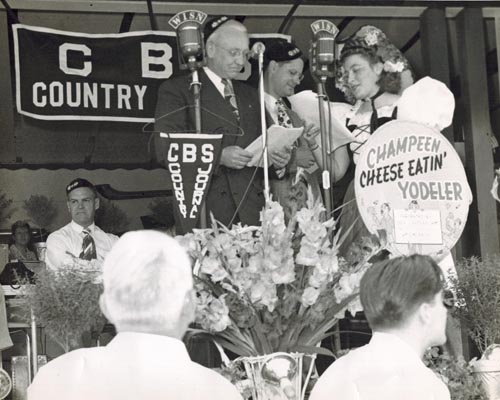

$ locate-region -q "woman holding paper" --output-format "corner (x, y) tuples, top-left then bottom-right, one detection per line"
(301, 25), (454, 254)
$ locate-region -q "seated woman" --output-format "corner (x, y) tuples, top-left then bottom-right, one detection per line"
(9, 221), (38, 262)
(303, 25), (453, 256)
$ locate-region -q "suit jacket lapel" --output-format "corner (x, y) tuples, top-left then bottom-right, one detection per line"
(199, 70), (240, 145)
(200, 70), (237, 123)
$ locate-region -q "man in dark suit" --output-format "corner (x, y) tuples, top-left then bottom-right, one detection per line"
(154, 17), (289, 227)
(263, 40), (322, 220)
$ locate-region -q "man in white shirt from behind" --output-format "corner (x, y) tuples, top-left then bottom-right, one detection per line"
(29, 230), (243, 400)
(310, 254), (452, 400)
(45, 178), (117, 270)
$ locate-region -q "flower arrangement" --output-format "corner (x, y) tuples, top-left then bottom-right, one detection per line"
(23, 194), (58, 240)
(21, 258), (105, 353)
(448, 255), (500, 399)
(423, 348), (484, 400)
(95, 199), (130, 235)
(448, 255), (500, 354)
(0, 191), (13, 223)
(177, 196), (379, 357)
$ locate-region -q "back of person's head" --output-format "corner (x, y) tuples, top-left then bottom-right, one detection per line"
(100, 230), (194, 336)
(360, 254), (444, 330)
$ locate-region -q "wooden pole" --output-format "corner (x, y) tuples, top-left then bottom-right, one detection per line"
(456, 7), (499, 258)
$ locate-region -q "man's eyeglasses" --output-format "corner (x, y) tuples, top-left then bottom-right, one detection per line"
(214, 44), (250, 59)
(442, 289), (456, 309)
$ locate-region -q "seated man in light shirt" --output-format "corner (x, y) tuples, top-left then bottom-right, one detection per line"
(310, 254), (452, 400)
(29, 230), (243, 400)
(45, 178), (118, 270)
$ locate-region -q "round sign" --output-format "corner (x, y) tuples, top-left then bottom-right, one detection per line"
(0, 368), (11, 399)
(354, 120), (472, 257)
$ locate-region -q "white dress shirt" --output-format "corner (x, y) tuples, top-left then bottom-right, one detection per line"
(28, 332), (243, 400)
(45, 221), (118, 270)
(264, 92), (280, 124)
(310, 332), (451, 400)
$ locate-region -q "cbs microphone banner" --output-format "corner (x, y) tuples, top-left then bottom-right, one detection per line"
(354, 120), (472, 258)
(159, 132), (222, 233)
(13, 24), (289, 122)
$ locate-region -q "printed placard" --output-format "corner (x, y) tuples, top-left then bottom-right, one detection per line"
(355, 120), (472, 257)
(393, 209), (443, 245)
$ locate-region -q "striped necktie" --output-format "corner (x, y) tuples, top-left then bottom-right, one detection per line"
(221, 78), (240, 121)
(79, 229), (97, 260)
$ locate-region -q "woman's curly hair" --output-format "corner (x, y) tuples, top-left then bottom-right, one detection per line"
(336, 26), (410, 102)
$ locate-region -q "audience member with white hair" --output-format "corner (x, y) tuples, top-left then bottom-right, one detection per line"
(28, 230), (243, 400)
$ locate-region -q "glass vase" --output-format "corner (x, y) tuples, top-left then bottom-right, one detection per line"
(237, 352), (316, 400)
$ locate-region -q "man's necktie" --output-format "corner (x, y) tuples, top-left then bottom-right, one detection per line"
(276, 99), (301, 182)
(79, 229), (97, 260)
(276, 99), (293, 128)
(221, 78), (240, 121)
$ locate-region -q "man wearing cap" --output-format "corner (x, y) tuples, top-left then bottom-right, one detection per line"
(263, 39), (321, 219)
(29, 230), (243, 400)
(45, 178), (118, 271)
(154, 17), (289, 228)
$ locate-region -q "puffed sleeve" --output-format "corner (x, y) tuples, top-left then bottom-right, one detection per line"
(288, 90), (354, 152)
(397, 76), (455, 131)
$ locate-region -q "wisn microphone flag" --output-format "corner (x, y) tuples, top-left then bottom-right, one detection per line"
(159, 133), (223, 233)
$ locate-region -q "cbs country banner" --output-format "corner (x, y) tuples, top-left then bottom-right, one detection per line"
(13, 24), (289, 123)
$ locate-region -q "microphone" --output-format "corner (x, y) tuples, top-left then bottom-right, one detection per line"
(249, 41), (266, 60)
(169, 10), (208, 71)
(309, 20), (339, 81)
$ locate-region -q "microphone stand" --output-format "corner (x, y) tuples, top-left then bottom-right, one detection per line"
(257, 50), (270, 201)
(189, 61), (206, 228)
(316, 77), (333, 217)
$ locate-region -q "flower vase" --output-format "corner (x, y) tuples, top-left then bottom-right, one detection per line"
(471, 345), (500, 400)
(237, 352), (316, 400)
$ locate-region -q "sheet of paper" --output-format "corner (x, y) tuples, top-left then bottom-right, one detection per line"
(288, 90), (355, 152)
(245, 125), (304, 167)
(393, 209), (443, 245)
